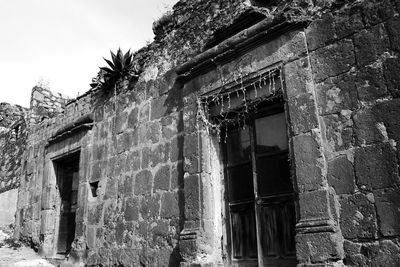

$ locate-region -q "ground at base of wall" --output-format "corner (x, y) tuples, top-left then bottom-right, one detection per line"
(0, 230), (55, 267)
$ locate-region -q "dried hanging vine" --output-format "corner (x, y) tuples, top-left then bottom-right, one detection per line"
(196, 65), (284, 142)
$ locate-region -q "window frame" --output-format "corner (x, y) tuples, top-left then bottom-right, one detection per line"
(221, 100), (297, 266)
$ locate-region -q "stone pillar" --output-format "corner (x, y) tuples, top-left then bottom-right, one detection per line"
(179, 93), (223, 266)
(284, 51), (344, 265)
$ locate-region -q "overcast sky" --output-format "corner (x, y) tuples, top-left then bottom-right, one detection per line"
(0, 0), (178, 107)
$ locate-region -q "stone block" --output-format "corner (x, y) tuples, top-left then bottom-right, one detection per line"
(125, 150), (140, 173)
(305, 13), (335, 51)
(115, 221), (124, 245)
(161, 113), (180, 140)
(183, 101), (198, 134)
(160, 191), (179, 219)
(383, 58), (400, 98)
(287, 94), (319, 135)
(141, 143), (170, 169)
(299, 189), (330, 221)
(103, 200), (117, 227)
(184, 174), (200, 221)
(116, 130), (138, 154)
(121, 174), (134, 195)
(353, 108), (385, 145)
(96, 228), (104, 248)
(139, 102), (150, 122)
(40, 209), (55, 234)
(356, 66), (388, 101)
(322, 113), (353, 152)
(151, 95), (169, 120)
(149, 219), (170, 239)
(343, 240), (367, 266)
(293, 133), (325, 192)
(105, 156), (116, 177)
(139, 194), (160, 220)
(334, 7), (364, 39)
(284, 57), (314, 98)
(339, 193), (377, 239)
(92, 143), (106, 161)
(327, 155), (355, 194)
(315, 72), (358, 115)
(374, 188), (400, 236)
(114, 111), (128, 134)
(87, 226), (96, 249)
(184, 133), (200, 174)
(41, 186), (57, 210)
(88, 202), (104, 225)
(124, 196), (139, 221)
(113, 154), (127, 178)
(151, 143), (171, 167)
(354, 143), (399, 190)
(127, 107), (138, 129)
(153, 165), (170, 192)
(104, 178), (117, 200)
(91, 161), (104, 182)
(354, 24), (389, 67)
(310, 39), (355, 83)
(134, 170), (153, 195)
(141, 147), (151, 169)
(373, 99), (400, 142)
(296, 231), (343, 263)
(370, 239), (400, 266)
(139, 121), (160, 144)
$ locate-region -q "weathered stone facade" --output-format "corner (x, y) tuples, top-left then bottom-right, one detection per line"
(13, 0), (400, 266)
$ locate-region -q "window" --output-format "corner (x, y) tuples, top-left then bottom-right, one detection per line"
(223, 102), (296, 266)
(199, 67), (297, 266)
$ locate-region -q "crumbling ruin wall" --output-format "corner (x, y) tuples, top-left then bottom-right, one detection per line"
(0, 102), (28, 193)
(29, 86), (69, 124)
(15, 0), (400, 266)
(0, 102), (28, 227)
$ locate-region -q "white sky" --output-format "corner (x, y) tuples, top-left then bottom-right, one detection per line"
(0, 0), (178, 107)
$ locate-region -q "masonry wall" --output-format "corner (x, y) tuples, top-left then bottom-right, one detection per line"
(29, 86), (69, 125)
(306, 2), (400, 265)
(15, 0), (400, 266)
(0, 102), (28, 193)
(0, 102), (28, 228)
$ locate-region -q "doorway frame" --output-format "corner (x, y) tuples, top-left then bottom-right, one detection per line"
(52, 149), (81, 256)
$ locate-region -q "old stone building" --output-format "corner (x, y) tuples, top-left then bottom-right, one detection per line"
(12, 0), (400, 266)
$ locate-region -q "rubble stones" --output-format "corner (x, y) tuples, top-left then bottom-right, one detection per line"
(339, 193), (378, 239)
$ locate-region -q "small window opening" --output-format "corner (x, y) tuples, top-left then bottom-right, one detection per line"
(14, 125), (20, 139)
(90, 181), (99, 197)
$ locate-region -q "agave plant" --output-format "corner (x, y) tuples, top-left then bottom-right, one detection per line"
(90, 48), (139, 91)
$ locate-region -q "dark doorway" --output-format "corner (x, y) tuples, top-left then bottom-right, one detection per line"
(54, 151), (80, 255)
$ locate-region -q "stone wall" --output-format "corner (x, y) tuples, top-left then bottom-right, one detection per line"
(29, 86), (69, 124)
(14, 0), (400, 266)
(306, 2), (400, 265)
(0, 102), (28, 193)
